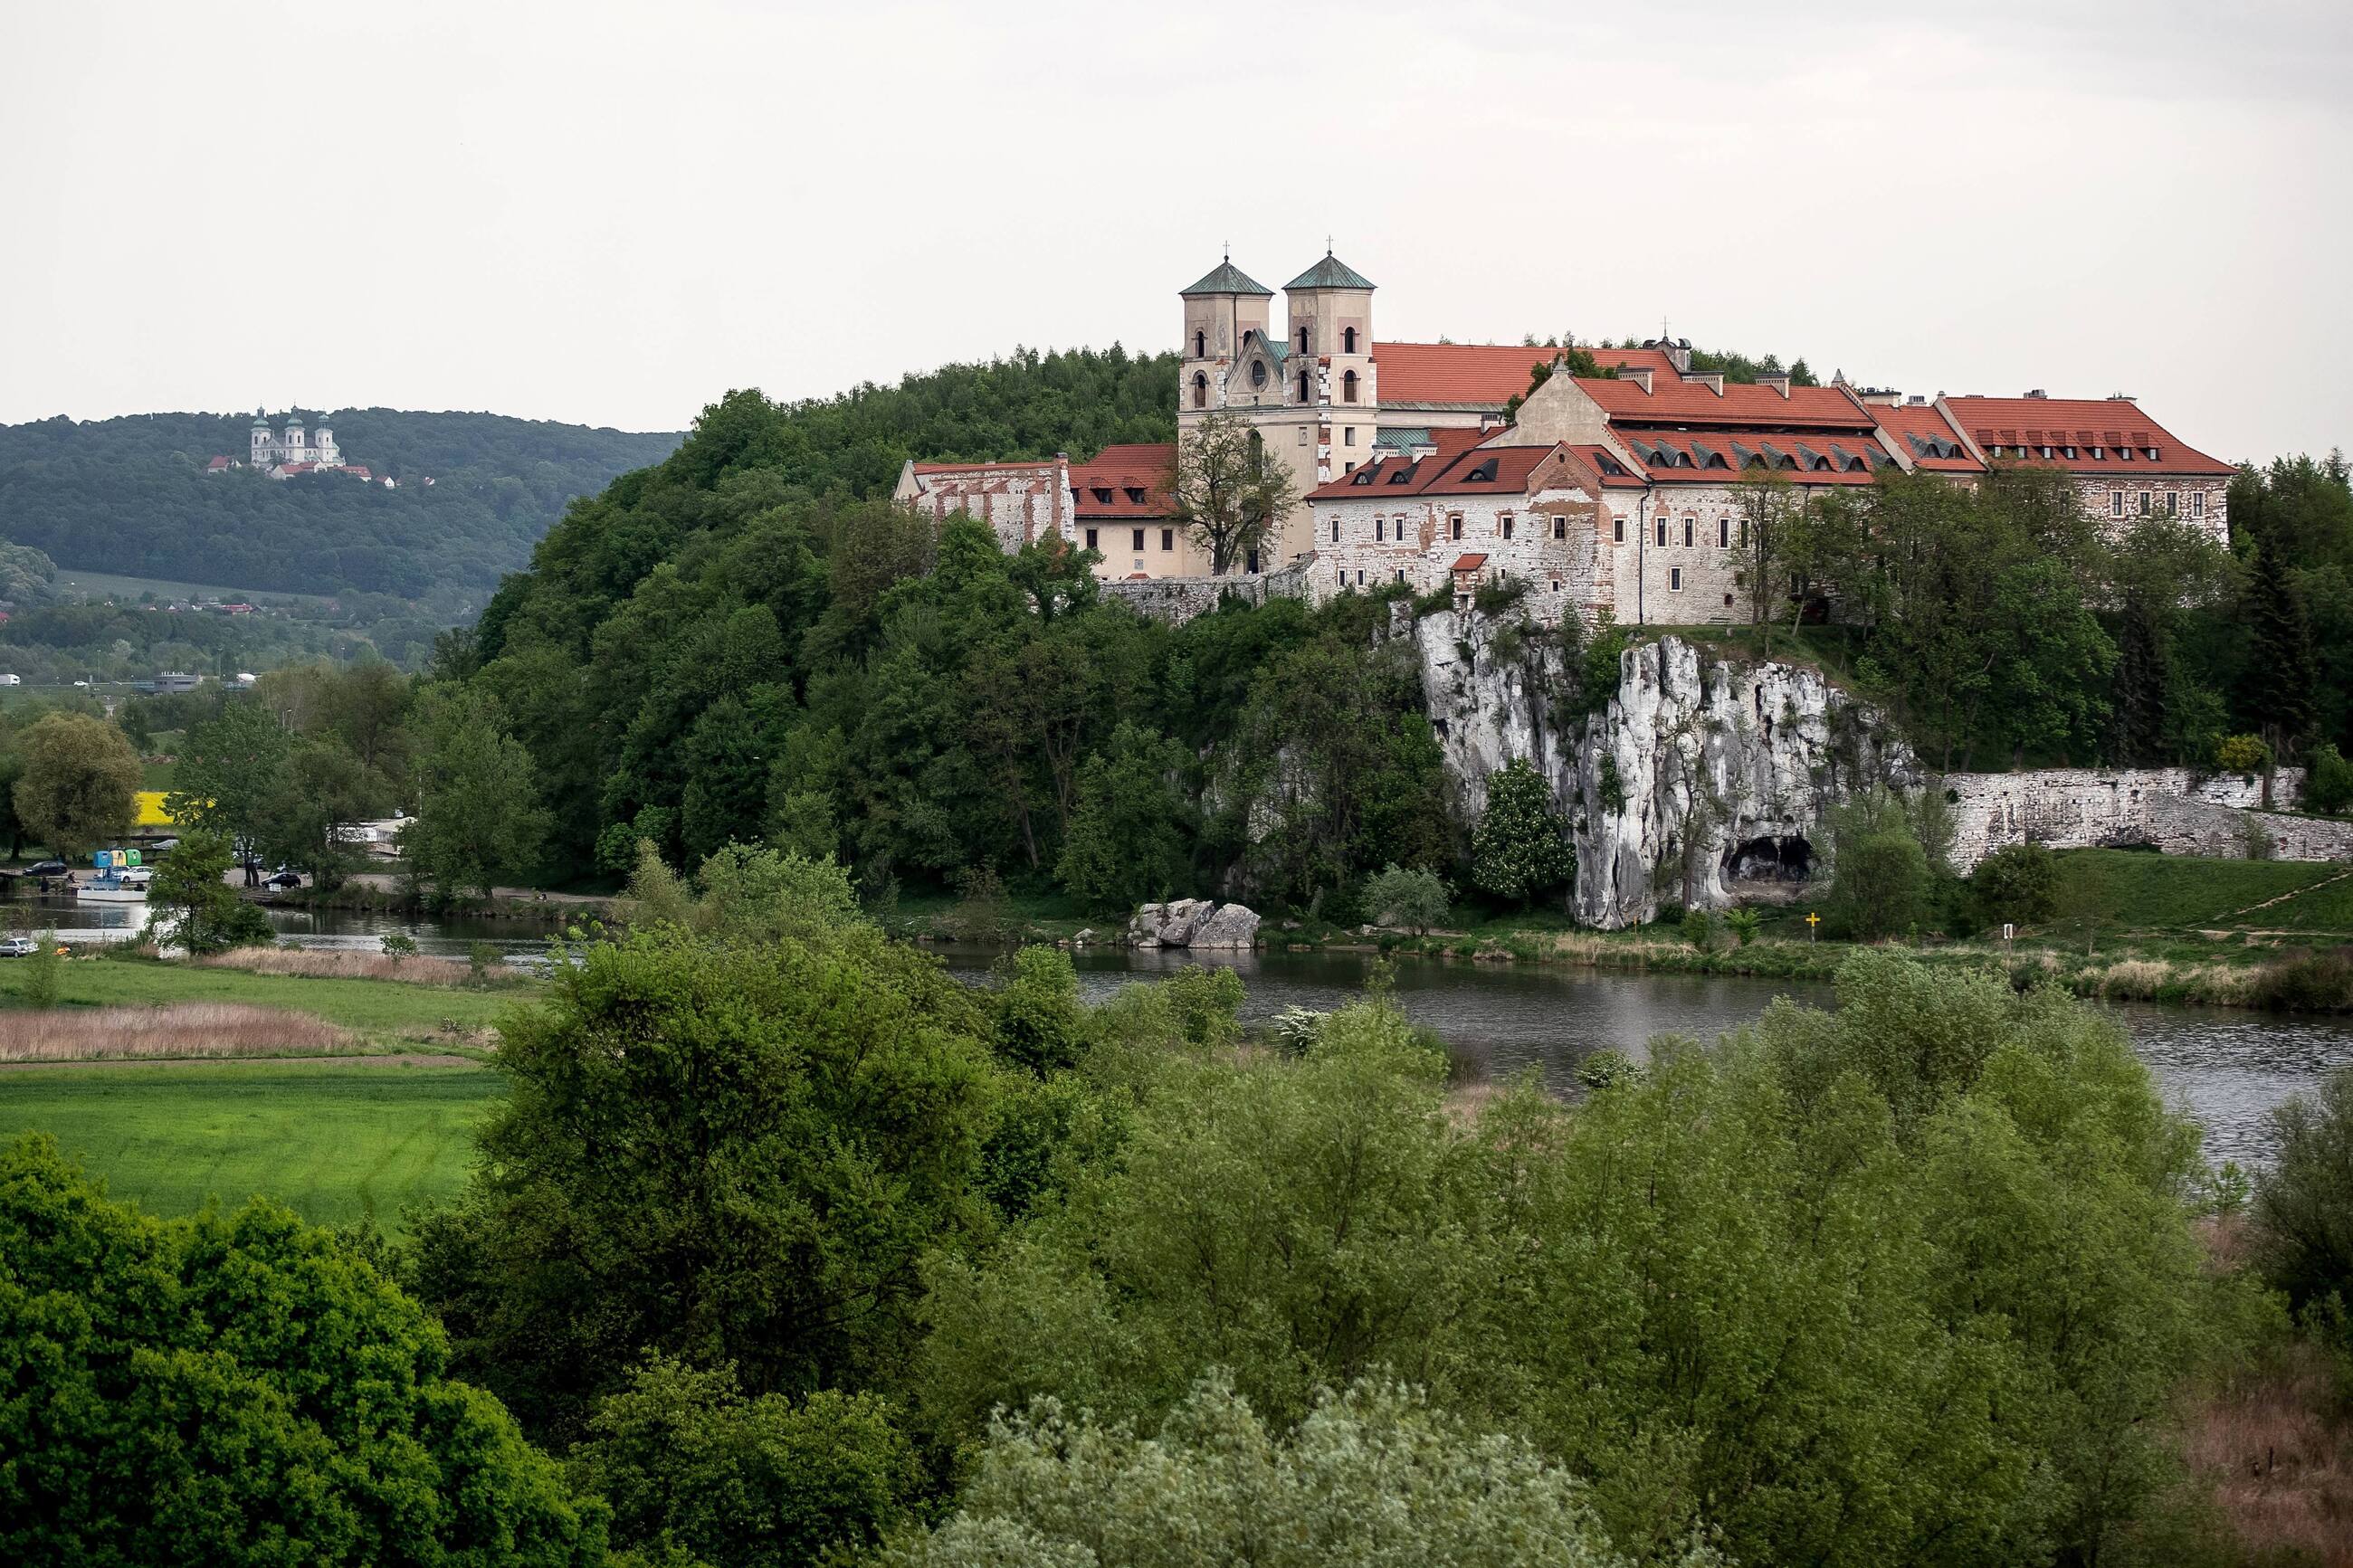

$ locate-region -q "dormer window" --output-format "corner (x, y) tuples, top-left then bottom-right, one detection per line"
(1124, 487), (1146, 504)
(2039, 446), (2053, 459)
(2091, 445), (2104, 459)
(2064, 446), (2077, 458)
(1091, 488), (1113, 504)
(2146, 447), (2159, 461)
(1463, 458), (1500, 482)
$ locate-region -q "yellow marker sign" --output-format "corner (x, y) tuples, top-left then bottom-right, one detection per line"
(1805, 911), (1821, 943)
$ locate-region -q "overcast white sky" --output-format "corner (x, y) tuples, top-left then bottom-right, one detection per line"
(5, 1), (2348, 461)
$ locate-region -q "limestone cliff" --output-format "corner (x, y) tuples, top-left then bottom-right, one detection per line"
(1414, 610), (1915, 928)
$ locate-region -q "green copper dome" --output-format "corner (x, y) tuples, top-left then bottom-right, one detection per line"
(1283, 252), (1375, 291)
(1178, 259), (1274, 298)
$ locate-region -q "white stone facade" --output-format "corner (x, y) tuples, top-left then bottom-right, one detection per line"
(1310, 477), (1606, 619)
(892, 456), (1075, 556)
(250, 417), (340, 473)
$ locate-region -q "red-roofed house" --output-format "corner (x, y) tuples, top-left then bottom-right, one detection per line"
(1068, 442), (1201, 577)
(1940, 394), (2231, 539)
(1304, 442), (1610, 612)
(205, 455), (233, 473)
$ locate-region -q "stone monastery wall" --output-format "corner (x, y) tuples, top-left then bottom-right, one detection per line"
(1943, 766), (2353, 870)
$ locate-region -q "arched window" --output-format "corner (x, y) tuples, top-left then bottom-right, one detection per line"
(1194, 329), (1205, 357)
(1343, 327), (1358, 353)
(1192, 372), (1208, 409)
(1297, 371), (1310, 402)
(1298, 327), (1310, 352)
(1342, 369), (1358, 404)
(1251, 361), (1268, 390)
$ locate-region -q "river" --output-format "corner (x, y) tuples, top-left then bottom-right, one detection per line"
(8, 889), (2347, 1167)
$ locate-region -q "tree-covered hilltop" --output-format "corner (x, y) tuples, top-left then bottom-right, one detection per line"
(0, 408), (681, 600)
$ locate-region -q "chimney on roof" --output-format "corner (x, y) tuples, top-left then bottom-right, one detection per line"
(1853, 387), (1902, 407)
(1619, 366), (1654, 394)
(2108, 391), (2138, 402)
(2024, 389), (2048, 399)
(1907, 394), (1927, 406)
(1758, 371), (1791, 397)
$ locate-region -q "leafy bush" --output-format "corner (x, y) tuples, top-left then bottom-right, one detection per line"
(1970, 841), (2058, 927)
(2253, 1066), (2353, 1320)
(2245, 950), (2353, 1012)
(1679, 908), (1715, 951)
(1472, 759), (1573, 908)
(1723, 907), (1762, 946)
(381, 932), (420, 963)
(1363, 862), (1451, 934)
(2217, 733), (2272, 775)
(21, 927), (61, 1006)
(2304, 743), (2353, 816)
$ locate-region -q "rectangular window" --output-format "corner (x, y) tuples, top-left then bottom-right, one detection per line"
(1669, 566), (1684, 591)
(2137, 491), (2150, 516)
(1376, 518), (1386, 542)
(1682, 518), (1694, 547)
(2110, 490), (2124, 517)
(1132, 527), (1146, 551)
(1450, 516), (1463, 540)
(1084, 527), (1099, 549)
(1553, 517), (1566, 540)
(1655, 519), (1667, 546)
(1338, 567), (1347, 586)
(1330, 518), (1339, 542)
(2165, 492), (2178, 517)
(2193, 491), (2206, 518)
(1614, 517), (1625, 544)
(1160, 527), (1174, 550)
(1344, 428), (1356, 446)
(1500, 515), (1514, 540)
(1396, 568), (1407, 583)
(1717, 517), (1729, 548)
(1357, 569), (1366, 586)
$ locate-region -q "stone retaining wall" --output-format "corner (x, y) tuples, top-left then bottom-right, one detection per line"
(1943, 766), (2353, 870)
(1101, 557), (1316, 624)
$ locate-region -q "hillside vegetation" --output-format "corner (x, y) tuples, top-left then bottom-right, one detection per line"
(0, 407), (681, 600)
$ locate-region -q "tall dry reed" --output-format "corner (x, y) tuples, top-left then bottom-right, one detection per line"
(0, 1003), (356, 1061)
(193, 947), (527, 986)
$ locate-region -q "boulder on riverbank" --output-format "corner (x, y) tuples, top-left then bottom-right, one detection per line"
(1129, 899), (1260, 950)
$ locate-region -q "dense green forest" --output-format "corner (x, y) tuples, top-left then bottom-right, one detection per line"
(0, 408), (681, 600)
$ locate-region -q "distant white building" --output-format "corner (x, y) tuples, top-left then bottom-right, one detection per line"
(0, 674), (20, 688)
(249, 413), (342, 476)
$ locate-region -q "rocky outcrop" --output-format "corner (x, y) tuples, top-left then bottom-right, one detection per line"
(1565, 638), (1916, 927)
(1129, 898), (1261, 949)
(1413, 613), (1913, 929)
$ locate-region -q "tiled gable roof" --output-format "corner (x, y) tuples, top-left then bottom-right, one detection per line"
(1580, 376), (1875, 430)
(1942, 395), (2233, 475)
(1374, 342), (1554, 406)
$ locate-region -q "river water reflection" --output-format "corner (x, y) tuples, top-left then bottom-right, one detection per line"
(9, 885), (2345, 1166)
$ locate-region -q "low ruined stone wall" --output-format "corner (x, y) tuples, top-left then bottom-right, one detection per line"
(1942, 766), (2352, 870)
(1102, 557), (1316, 625)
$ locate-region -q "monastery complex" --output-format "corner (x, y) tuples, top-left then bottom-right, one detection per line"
(894, 252), (2234, 624)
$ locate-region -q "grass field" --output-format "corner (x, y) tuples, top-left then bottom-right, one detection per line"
(48, 567), (329, 607)
(0, 956), (525, 1044)
(0, 1061), (500, 1232)
(2057, 850), (2342, 930)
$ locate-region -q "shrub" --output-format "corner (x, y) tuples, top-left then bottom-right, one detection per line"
(2245, 951), (2353, 1012)
(1970, 841), (2058, 927)
(21, 928), (62, 1008)
(2217, 733), (2271, 776)
(1472, 760), (1573, 908)
(2303, 743), (2353, 816)
(381, 932), (420, 964)
(2253, 1066), (2353, 1319)
(947, 863), (1009, 944)
(468, 941), (499, 987)
(1679, 908), (1715, 951)
(1724, 908), (1762, 946)
(1363, 863), (1451, 934)
(1575, 1048), (1643, 1091)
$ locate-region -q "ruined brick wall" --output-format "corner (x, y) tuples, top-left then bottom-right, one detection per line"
(1942, 766), (2336, 870)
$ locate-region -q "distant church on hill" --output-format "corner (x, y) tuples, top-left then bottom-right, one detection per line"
(250, 413), (341, 474)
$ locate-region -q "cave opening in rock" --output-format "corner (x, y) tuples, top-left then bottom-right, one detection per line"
(1724, 834), (1813, 883)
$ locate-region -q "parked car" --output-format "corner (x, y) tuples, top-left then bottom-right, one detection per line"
(261, 870), (302, 889)
(0, 936), (39, 957)
(24, 860), (68, 879)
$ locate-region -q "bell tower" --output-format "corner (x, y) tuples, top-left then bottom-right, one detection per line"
(1177, 252), (1273, 418)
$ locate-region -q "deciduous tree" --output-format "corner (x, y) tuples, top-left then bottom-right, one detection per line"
(13, 710), (139, 858)
(1168, 410), (1297, 575)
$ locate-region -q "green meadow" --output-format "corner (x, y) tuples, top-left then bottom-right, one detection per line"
(0, 1060), (501, 1233)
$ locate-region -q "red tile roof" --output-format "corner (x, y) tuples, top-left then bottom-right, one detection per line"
(205, 455), (231, 470)
(1567, 443), (1649, 489)
(1374, 342), (1555, 405)
(1069, 443), (1174, 518)
(1584, 347), (1682, 381)
(1619, 430), (1896, 486)
(1579, 376), (1875, 431)
(1450, 554), (1489, 572)
(1308, 443), (1565, 501)
(1866, 403), (1982, 473)
(1941, 395), (2233, 475)
(911, 459), (1058, 476)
